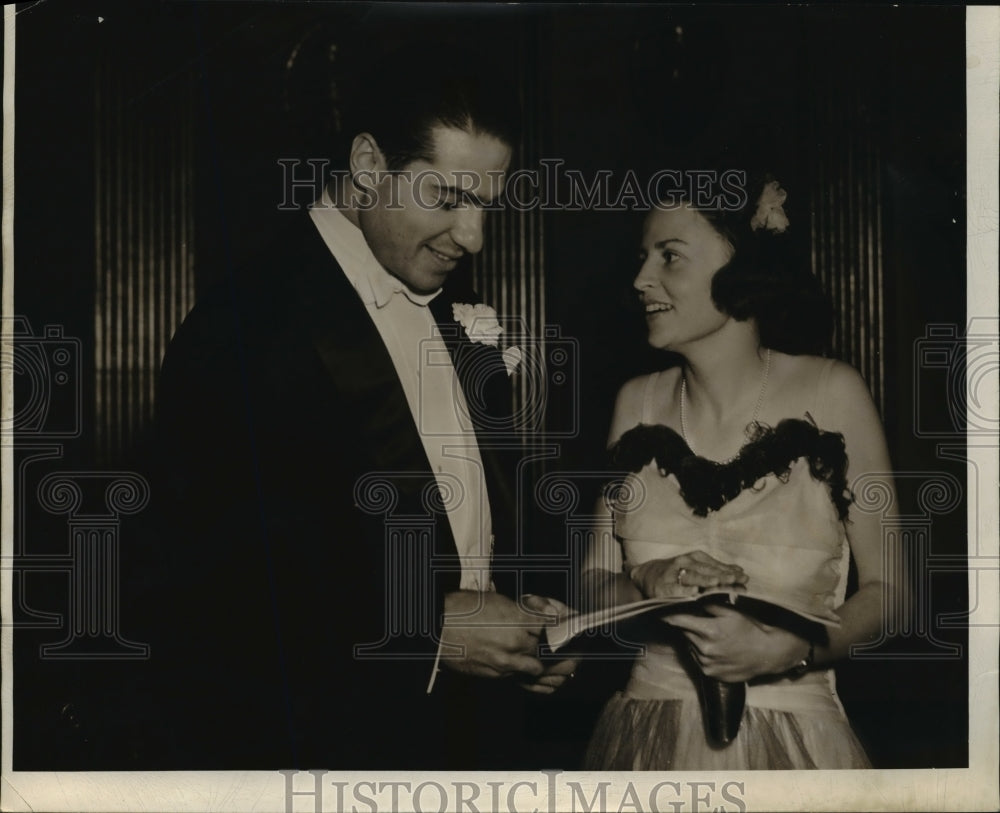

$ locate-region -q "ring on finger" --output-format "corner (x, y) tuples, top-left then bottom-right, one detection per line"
(677, 567), (688, 585)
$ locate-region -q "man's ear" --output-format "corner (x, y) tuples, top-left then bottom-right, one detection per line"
(349, 132), (386, 176)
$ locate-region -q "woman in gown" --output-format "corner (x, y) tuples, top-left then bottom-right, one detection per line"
(581, 172), (899, 770)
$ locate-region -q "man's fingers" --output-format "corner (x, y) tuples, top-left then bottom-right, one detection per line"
(530, 673), (567, 688)
(540, 657), (578, 677)
(500, 654), (546, 677)
(518, 667), (575, 693)
(461, 651), (544, 678)
(520, 594), (574, 626)
(539, 596), (572, 615)
(449, 620), (542, 639)
(518, 681), (556, 695)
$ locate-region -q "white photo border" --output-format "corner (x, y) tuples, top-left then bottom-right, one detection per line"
(1, 4), (997, 812)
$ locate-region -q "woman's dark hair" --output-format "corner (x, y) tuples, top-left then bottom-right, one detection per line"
(342, 44), (521, 171)
(657, 167), (832, 356)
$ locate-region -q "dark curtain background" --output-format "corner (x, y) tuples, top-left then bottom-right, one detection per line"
(10, 1), (967, 770)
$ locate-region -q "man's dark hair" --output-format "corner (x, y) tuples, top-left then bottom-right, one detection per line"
(342, 44), (521, 171)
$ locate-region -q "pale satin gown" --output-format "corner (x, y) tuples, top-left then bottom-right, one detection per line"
(584, 369), (871, 770)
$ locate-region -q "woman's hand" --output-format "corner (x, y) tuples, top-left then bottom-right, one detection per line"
(628, 551), (748, 599)
(667, 604), (811, 682)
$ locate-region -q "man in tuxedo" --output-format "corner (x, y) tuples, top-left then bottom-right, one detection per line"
(145, 46), (575, 769)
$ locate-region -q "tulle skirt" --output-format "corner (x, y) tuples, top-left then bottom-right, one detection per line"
(583, 691), (871, 770)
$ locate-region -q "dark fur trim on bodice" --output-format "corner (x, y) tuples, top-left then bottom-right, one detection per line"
(608, 417), (852, 520)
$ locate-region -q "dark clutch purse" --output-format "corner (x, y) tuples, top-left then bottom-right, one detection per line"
(687, 593), (821, 748)
(688, 594), (746, 747)
(698, 674), (746, 747)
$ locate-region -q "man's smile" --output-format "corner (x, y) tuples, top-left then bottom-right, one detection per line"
(427, 245), (461, 266)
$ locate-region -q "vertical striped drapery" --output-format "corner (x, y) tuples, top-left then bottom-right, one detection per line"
(93, 61), (196, 465)
(471, 29), (546, 445)
(808, 69), (886, 416)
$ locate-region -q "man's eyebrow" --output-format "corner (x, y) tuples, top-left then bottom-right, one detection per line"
(430, 181), (498, 207)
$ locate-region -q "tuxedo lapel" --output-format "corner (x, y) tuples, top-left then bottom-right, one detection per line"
(288, 216), (461, 565)
(428, 285), (519, 596)
(289, 215), (519, 595)
(295, 226), (414, 469)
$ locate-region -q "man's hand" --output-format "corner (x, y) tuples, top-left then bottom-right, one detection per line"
(516, 594), (580, 694)
(439, 591), (547, 679)
(518, 656), (580, 695)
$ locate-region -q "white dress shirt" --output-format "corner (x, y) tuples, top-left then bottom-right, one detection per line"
(308, 191), (495, 597)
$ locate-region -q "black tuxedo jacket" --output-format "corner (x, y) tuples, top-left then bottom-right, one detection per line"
(143, 214), (527, 769)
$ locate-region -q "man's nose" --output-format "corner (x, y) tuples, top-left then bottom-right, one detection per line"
(450, 207), (485, 255)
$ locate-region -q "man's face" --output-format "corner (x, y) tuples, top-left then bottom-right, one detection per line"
(358, 125), (512, 294)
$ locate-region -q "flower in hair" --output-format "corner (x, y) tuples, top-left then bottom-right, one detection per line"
(750, 180), (790, 233)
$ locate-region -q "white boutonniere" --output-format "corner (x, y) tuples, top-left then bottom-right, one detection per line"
(452, 302), (523, 375)
(750, 180), (790, 233)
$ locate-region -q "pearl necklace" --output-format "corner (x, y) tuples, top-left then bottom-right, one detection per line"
(680, 348), (772, 464)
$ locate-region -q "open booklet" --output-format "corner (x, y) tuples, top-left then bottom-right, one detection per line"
(545, 588), (842, 652)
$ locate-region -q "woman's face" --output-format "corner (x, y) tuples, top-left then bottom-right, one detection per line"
(634, 205), (734, 352)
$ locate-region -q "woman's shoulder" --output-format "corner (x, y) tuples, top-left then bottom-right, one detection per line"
(775, 353), (861, 381)
(770, 352), (874, 427)
(610, 368), (683, 444)
(614, 368), (682, 402)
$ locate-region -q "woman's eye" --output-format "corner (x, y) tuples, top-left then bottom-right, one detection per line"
(661, 250), (680, 265)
